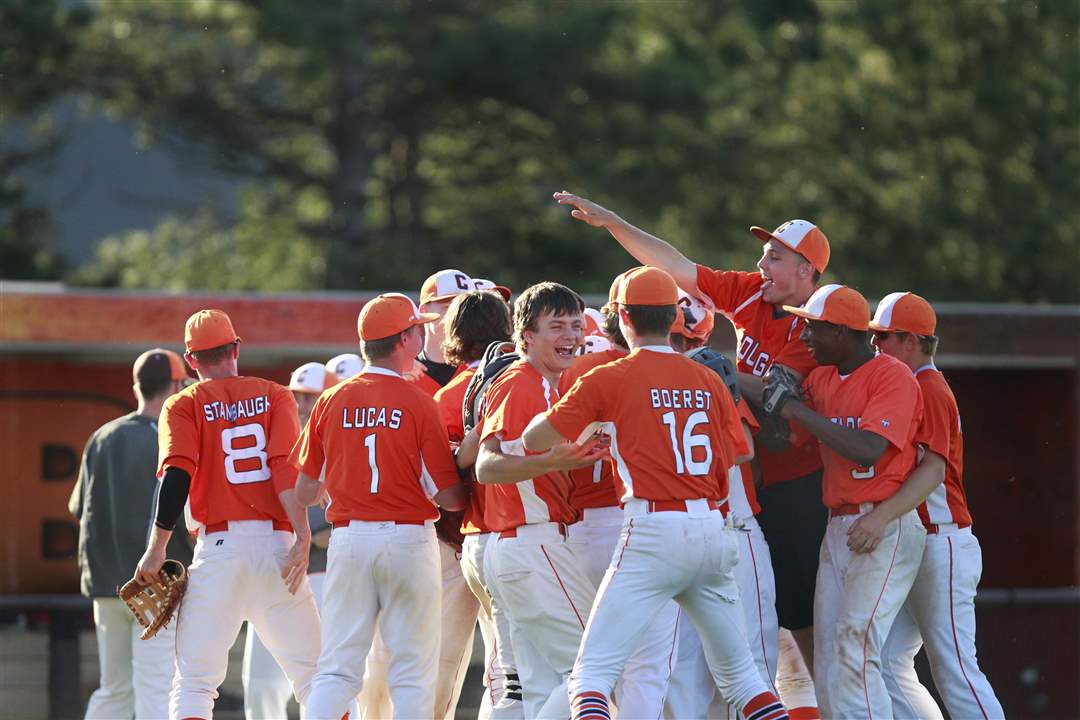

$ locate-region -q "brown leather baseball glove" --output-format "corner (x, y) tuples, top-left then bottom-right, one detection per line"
(118, 559), (188, 640)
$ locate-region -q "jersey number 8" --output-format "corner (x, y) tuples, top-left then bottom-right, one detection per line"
(221, 424), (271, 485)
(662, 410), (713, 476)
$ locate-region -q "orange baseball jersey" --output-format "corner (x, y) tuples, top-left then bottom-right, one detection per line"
(695, 267), (823, 487)
(479, 360), (576, 531)
(799, 353), (923, 509)
(913, 364), (972, 528)
(158, 376), (300, 528)
(409, 367), (443, 397)
(289, 367), (459, 524)
(433, 364), (489, 534)
(558, 348), (627, 511)
(546, 347), (748, 503)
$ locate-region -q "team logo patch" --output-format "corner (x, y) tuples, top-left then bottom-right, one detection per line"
(881, 419), (890, 428)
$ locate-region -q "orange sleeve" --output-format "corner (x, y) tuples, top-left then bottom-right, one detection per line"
(157, 392), (198, 477)
(546, 367), (611, 443)
(861, 367), (921, 450)
(269, 385), (301, 494)
(434, 381), (466, 442)
(417, 394), (461, 494)
(915, 380), (951, 460)
(694, 266), (762, 314)
(479, 373), (546, 445)
(289, 393), (326, 479)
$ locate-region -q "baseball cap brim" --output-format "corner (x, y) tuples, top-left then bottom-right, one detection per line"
(782, 304), (869, 331)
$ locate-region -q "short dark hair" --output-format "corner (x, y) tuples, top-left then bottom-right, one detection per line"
(362, 330), (405, 363)
(513, 282), (585, 348)
(812, 269), (822, 284)
(601, 303), (628, 349)
(442, 291), (513, 366)
(623, 304), (678, 337)
(190, 342), (236, 367)
(918, 334), (939, 356)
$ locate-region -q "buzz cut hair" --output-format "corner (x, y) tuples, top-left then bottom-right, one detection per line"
(190, 342), (236, 367)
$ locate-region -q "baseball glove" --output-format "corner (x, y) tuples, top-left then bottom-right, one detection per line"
(686, 347), (741, 404)
(761, 365), (802, 416)
(118, 559), (187, 640)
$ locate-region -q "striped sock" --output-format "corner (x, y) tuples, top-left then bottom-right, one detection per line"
(743, 691), (789, 720)
(572, 691), (612, 720)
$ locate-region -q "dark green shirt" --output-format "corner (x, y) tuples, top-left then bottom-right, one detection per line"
(69, 412), (193, 597)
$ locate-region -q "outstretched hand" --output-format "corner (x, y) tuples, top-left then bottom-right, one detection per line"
(553, 191), (621, 229)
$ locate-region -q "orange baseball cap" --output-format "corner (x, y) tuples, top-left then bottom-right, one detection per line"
(616, 266), (679, 306)
(133, 348), (189, 388)
(751, 219), (831, 273)
(185, 309), (241, 352)
(870, 291), (937, 336)
(608, 266), (643, 304)
(358, 293), (440, 342)
(420, 269), (474, 305)
(289, 362), (339, 395)
(473, 278), (513, 301)
(783, 284), (870, 331)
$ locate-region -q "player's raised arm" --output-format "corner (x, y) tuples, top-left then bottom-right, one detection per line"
(553, 191), (698, 291)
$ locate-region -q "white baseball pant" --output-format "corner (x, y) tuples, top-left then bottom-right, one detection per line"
(571, 501), (775, 714)
(170, 521), (321, 720)
(356, 539), (476, 720)
(814, 506), (925, 718)
(663, 514), (778, 720)
(306, 520), (441, 720)
(461, 532), (524, 720)
(567, 505), (681, 719)
(484, 522), (597, 720)
(881, 527), (1004, 720)
(84, 597), (176, 720)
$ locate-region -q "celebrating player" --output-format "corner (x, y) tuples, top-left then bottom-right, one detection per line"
(554, 192), (826, 709)
(436, 289), (524, 720)
(756, 284), (928, 717)
(475, 281), (608, 719)
(871, 292), (1005, 720)
(522, 267), (787, 720)
(291, 293), (467, 719)
(133, 309), (321, 720)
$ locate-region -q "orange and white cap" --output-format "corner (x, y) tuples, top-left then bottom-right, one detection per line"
(583, 307), (605, 336)
(420, 269), (474, 305)
(358, 293), (440, 342)
(783, 284), (869, 331)
(582, 334), (613, 355)
(751, 219), (831, 273)
(608, 266), (643, 304)
(325, 353), (364, 381)
(870, 292), (937, 336)
(289, 362), (338, 395)
(473, 278), (512, 301)
(616, 266), (679, 307)
(185, 309), (241, 352)
(672, 289), (715, 340)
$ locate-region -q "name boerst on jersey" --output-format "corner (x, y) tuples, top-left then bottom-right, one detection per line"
(201, 395), (271, 422)
(650, 387), (714, 411)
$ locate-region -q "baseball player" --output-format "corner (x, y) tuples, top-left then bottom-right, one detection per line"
(757, 284), (927, 717)
(521, 266), (788, 720)
(554, 193), (827, 702)
(560, 269), (683, 720)
(326, 352), (364, 381)
(291, 293), (467, 719)
(669, 288), (715, 353)
(475, 281), (610, 720)
(133, 309), (321, 720)
(474, 277), (514, 301)
(435, 290), (525, 720)
(71, 349), (191, 720)
(871, 292), (1005, 720)
(241, 361), (344, 720)
(359, 270), (480, 719)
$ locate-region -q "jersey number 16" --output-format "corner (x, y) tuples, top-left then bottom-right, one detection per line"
(662, 411), (713, 476)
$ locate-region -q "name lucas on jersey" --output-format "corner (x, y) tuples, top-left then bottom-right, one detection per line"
(202, 396), (270, 422)
(650, 388), (713, 410)
(342, 407), (403, 430)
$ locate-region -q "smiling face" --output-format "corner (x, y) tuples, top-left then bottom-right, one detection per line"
(292, 390), (319, 428)
(799, 319), (847, 367)
(757, 241), (816, 306)
(522, 309), (584, 376)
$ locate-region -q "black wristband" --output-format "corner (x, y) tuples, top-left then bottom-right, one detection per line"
(154, 466), (191, 531)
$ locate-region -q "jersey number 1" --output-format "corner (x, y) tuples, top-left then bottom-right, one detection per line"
(364, 433), (380, 494)
(662, 411), (713, 476)
(221, 424), (270, 485)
